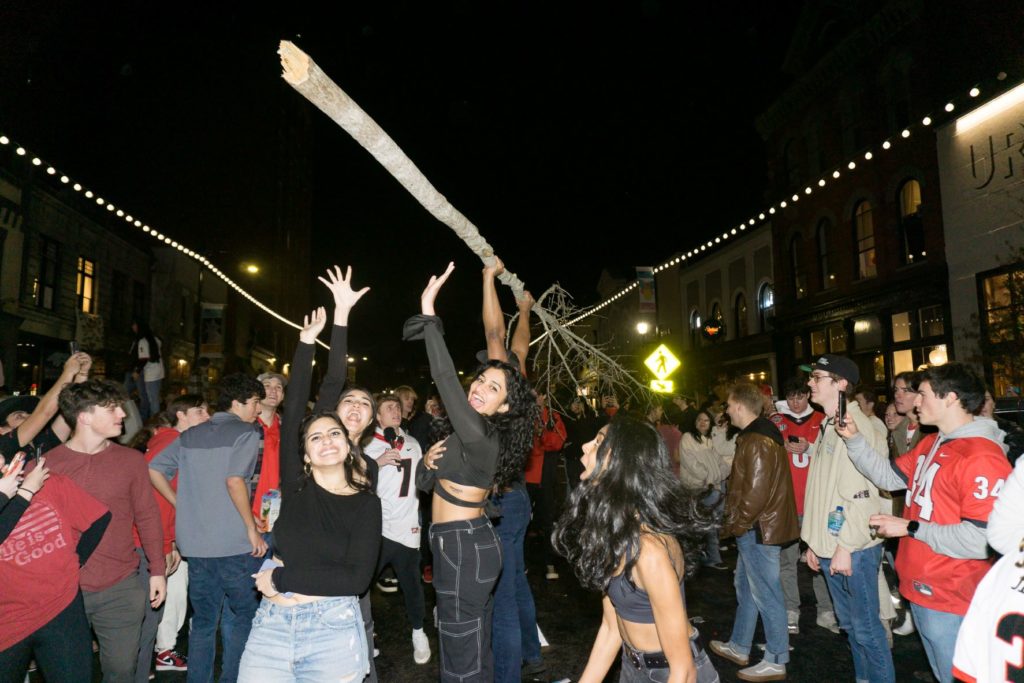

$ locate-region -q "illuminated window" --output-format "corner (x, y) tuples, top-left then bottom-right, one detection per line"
(810, 330), (827, 356)
(854, 201), (877, 279)
(919, 305), (945, 338)
(891, 311), (913, 343)
(828, 324), (847, 352)
(899, 180), (925, 265)
(790, 235), (807, 299)
(76, 257), (96, 314)
(735, 292), (748, 338)
(979, 265), (1024, 397)
(817, 219), (836, 289)
(689, 309), (702, 348)
(758, 282), (775, 331)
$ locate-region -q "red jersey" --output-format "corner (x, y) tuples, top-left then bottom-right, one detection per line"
(525, 409), (566, 485)
(0, 474), (109, 650)
(252, 413), (281, 518)
(770, 408), (825, 515)
(894, 432), (1012, 615)
(133, 427), (180, 554)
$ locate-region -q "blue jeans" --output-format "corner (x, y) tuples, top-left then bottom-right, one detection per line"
(819, 544), (894, 683)
(186, 554), (262, 683)
(491, 486), (542, 683)
(726, 530), (789, 664)
(237, 596), (367, 682)
(430, 516), (502, 682)
(909, 603), (963, 683)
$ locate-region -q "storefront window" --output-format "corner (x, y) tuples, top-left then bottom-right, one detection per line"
(891, 311), (913, 343)
(811, 330), (827, 356)
(828, 324), (847, 352)
(919, 305), (945, 338)
(852, 316), (882, 349)
(892, 349), (915, 375)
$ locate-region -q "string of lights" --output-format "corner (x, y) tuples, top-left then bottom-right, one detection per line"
(0, 133), (330, 350)
(557, 74), (1009, 330)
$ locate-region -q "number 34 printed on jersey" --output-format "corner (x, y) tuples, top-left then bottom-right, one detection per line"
(906, 455), (1005, 521)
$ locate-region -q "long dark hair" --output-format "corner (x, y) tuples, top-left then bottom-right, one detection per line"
(553, 416), (716, 592)
(298, 410), (372, 493)
(687, 409), (714, 442)
(133, 321), (161, 363)
(438, 360), (538, 490)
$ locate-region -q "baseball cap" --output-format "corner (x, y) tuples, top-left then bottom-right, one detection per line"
(0, 395), (40, 427)
(257, 372), (288, 388)
(800, 354), (859, 384)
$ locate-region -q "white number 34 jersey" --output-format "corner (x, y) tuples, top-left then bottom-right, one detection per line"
(953, 543), (1024, 683)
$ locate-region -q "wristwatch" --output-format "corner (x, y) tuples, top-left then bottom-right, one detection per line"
(906, 520), (920, 538)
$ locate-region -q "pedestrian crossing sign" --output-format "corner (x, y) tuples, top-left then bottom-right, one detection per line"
(644, 344), (680, 380)
(650, 380), (674, 393)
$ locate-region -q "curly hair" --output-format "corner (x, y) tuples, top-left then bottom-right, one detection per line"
(215, 373), (265, 412)
(552, 416), (717, 592)
(298, 410), (373, 493)
(436, 359), (538, 490)
(58, 379), (128, 426)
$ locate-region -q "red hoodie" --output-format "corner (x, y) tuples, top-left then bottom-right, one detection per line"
(134, 426), (180, 555)
(525, 409), (567, 484)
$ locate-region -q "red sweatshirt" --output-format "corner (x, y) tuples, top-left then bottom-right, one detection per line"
(525, 409), (567, 484)
(252, 413), (281, 519)
(45, 441), (166, 590)
(133, 427), (180, 555)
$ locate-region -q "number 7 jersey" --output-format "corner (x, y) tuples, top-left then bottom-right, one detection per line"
(365, 428), (424, 549)
(893, 430), (1012, 615)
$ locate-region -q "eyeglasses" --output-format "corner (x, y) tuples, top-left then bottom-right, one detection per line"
(808, 373), (834, 383)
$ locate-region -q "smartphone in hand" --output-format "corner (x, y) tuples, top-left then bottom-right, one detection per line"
(69, 341), (80, 355)
(837, 391), (847, 427)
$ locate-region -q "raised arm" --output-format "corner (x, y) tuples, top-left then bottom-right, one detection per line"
(313, 266), (367, 412)
(482, 259), (508, 363)
(280, 308), (327, 491)
(14, 353), (88, 449)
(509, 290), (534, 376)
(404, 263), (489, 446)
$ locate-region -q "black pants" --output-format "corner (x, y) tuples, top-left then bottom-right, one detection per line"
(430, 516), (502, 682)
(527, 451), (561, 566)
(376, 537), (425, 629)
(0, 592), (93, 683)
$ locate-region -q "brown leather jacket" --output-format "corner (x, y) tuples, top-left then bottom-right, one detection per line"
(723, 416), (799, 545)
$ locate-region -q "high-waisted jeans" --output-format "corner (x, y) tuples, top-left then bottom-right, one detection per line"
(237, 596), (367, 682)
(618, 629), (720, 682)
(430, 516), (502, 682)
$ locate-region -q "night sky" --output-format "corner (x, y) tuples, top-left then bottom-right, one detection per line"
(1, 1), (800, 372)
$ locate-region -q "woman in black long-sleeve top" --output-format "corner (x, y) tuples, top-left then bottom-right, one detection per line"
(238, 307), (381, 683)
(405, 262), (537, 682)
(262, 266), (383, 682)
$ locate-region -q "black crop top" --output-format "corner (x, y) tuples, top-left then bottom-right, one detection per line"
(606, 552), (686, 624)
(403, 315), (500, 496)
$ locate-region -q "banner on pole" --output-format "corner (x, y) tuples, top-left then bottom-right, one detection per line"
(637, 267), (656, 313)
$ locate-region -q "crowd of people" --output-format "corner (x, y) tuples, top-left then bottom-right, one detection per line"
(1, 259), (1023, 683)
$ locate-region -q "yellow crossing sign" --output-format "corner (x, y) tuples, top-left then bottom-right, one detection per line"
(644, 344), (680, 380)
(650, 380), (674, 394)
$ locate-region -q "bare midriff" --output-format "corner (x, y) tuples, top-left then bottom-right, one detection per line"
(432, 478), (489, 522)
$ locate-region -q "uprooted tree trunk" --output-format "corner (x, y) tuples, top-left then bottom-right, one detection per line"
(279, 40), (653, 408)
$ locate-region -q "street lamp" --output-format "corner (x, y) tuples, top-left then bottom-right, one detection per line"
(636, 321), (650, 335)
(243, 264), (260, 274)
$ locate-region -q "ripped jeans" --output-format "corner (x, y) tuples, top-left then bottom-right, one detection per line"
(430, 516), (502, 682)
(237, 596), (367, 682)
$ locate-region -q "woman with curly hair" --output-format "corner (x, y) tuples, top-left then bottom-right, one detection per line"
(238, 309), (381, 682)
(404, 262), (537, 683)
(554, 416), (720, 683)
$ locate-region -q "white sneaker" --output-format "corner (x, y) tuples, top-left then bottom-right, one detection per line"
(412, 628), (431, 664)
(816, 610), (840, 634)
(737, 660), (786, 681)
(893, 611), (915, 636)
(545, 565), (559, 580)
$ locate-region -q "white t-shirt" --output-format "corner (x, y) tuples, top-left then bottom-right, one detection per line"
(136, 338), (165, 382)
(952, 545), (1024, 683)
(363, 427), (422, 549)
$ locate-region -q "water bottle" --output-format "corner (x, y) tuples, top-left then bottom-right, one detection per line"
(827, 506), (845, 537)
